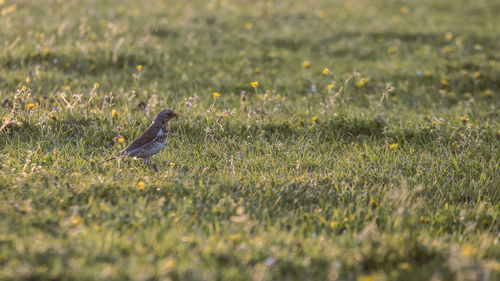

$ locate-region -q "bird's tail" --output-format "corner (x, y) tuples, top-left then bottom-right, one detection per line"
(104, 151), (127, 163)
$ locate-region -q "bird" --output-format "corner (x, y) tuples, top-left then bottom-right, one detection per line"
(106, 109), (181, 166)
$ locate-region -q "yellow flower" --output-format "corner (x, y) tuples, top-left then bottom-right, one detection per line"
(440, 79), (449, 86)
(71, 215), (82, 225)
(94, 82), (99, 88)
(27, 103), (35, 110)
(212, 92), (220, 98)
(419, 216), (429, 223)
(484, 89), (492, 96)
(473, 72), (480, 79)
(138, 181), (145, 190)
(432, 121), (439, 126)
(327, 84), (334, 89)
(169, 162), (175, 167)
(329, 221), (338, 228)
(245, 22), (253, 30)
(460, 244), (474, 258)
(452, 142), (459, 150)
(369, 199), (377, 208)
(356, 78), (369, 87)
(111, 109), (118, 118)
(311, 115), (318, 123)
(136, 64), (142, 71)
(302, 60), (311, 68)
(358, 275), (376, 281)
(251, 81), (258, 87)
(445, 32), (453, 41)
(22, 85), (27, 91)
(322, 67), (329, 74)
(118, 137), (125, 143)
(460, 116), (469, 123)
(389, 143), (398, 150)
(276, 94), (281, 99)
(399, 262), (410, 270)
(229, 234), (241, 242)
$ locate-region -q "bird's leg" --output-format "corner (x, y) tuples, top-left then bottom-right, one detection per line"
(144, 158), (151, 166)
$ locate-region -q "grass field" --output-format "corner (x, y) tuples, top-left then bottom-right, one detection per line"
(1, 0), (499, 280)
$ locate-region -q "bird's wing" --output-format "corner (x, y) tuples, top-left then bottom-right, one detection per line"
(124, 124), (159, 152)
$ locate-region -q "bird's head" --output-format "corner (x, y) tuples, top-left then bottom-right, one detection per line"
(153, 109), (181, 124)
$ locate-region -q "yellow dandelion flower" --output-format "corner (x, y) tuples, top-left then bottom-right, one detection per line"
(445, 32), (453, 41)
(356, 78), (369, 87)
(302, 60), (311, 68)
(27, 103), (35, 110)
(212, 92), (220, 98)
(229, 234), (241, 241)
(169, 162), (175, 167)
(276, 94), (281, 99)
(484, 89), (492, 96)
(399, 262), (410, 270)
(329, 221), (338, 228)
(244, 22), (253, 30)
(432, 121), (439, 126)
(94, 82), (99, 88)
(71, 215), (82, 225)
(440, 79), (449, 86)
(136, 64), (143, 71)
(311, 115), (318, 123)
(389, 143), (398, 150)
(460, 116), (469, 123)
(118, 137), (125, 143)
(327, 84), (334, 89)
(251, 81), (258, 87)
(322, 67), (329, 74)
(460, 244), (474, 258)
(137, 181), (145, 190)
(111, 109), (118, 118)
(22, 85), (27, 91)
(369, 199), (377, 208)
(473, 72), (480, 79)
(358, 275), (376, 281)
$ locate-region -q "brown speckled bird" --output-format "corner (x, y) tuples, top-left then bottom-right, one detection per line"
(107, 109), (180, 165)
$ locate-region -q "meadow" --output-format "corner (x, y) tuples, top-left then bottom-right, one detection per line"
(0, 0), (499, 280)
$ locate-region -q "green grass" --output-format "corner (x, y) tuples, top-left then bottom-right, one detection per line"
(1, 0), (499, 280)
